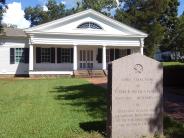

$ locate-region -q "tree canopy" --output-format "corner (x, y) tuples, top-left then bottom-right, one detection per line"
(0, 0), (6, 32)
(25, 0), (76, 27)
(24, 0), (184, 59)
(115, 0), (180, 57)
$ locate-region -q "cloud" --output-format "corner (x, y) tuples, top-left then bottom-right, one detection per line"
(61, 0), (78, 9)
(2, 2), (31, 29)
(61, 1), (66, 5)
(42, 5), (48, 11)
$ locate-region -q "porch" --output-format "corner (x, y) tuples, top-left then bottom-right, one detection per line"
(28, 45), (142, 76)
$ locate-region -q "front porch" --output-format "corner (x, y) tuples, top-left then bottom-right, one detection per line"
(28, 45), (142, 76)
(25, 9), (147, 77)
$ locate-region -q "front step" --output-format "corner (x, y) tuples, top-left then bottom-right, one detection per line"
(74, 70), (90, 78)
(89, 70), (106, 78)
(74, 70), (106, 78)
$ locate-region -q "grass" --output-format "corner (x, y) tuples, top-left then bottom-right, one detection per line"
(164, 116), (184, 138)
(0, 77), (183, 138)
(0, 78), (106, 138)
(162, 62), (184, 67)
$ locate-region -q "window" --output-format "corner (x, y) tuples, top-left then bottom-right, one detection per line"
(57, 48), (73, 63)
(106, 49), (131, 62)
(10, 48), (29, 64)
(77, 22), (102, 29)
(15, 48), (25, 63)
(41, 48), (51, 63)
(36, 48), (55, 63)
(119, 49), (128, 58)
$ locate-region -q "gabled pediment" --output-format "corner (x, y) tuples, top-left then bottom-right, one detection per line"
(25, 9), (148, 37)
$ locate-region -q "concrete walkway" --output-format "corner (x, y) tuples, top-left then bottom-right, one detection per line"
(86, 77), (107, 89)
(164, 88), (184, 122)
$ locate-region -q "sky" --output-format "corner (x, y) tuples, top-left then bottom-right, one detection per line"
(2, 0), (184, 29)
(6, 0), (184, 15)
(6, 0), (78, 9)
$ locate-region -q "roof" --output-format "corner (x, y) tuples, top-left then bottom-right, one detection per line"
(25, 9), (148, 37)
(1, 27), (26, 37)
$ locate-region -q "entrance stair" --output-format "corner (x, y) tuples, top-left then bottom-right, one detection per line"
(74, 70), (106, 78)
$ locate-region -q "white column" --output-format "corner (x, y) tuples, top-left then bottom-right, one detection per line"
(140, 47), (144, 55)
(73, 45), (77, 70)
(102, 45), (107, 70)
(140, 38), (144, 55)
(29, 44), (34, 71)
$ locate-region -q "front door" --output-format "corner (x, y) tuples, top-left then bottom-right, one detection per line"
(79, 50), (93, 69)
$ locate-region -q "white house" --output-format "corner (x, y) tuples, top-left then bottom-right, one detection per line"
(0, 9), (148, 77)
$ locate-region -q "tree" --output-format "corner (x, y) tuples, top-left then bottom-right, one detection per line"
(172, 15), (184, 60)
(0, 0), (6, 32)
(80, 0), (115, 11)
(25, 0), (68, 27)
(160, 0), (179, 52)
(115, 0), (169, 57)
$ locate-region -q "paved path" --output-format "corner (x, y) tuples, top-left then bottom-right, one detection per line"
(87, 77), (184, 122)
(86, 77), (107, 89)
(164, 88), (184, 122)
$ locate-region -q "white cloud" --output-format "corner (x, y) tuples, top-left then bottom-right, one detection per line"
(2, 2), (31, 29)
(115, 0), (120, 6)
(42, 5), (48, 11)
(61, 1), (66, 5)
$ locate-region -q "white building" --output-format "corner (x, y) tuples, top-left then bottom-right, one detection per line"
(0, 9), (147, 77)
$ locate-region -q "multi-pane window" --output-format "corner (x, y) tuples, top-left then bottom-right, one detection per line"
(10, 48), (29, 64)
(77, 22), (102, 29)
(41, 48), (51, 63)
(15, 48), (25, 63)
(119, 49), (128, 58)
(61, 48), (73, 63)
(106, 49), (110, 63)
(106, 49), (131, 63)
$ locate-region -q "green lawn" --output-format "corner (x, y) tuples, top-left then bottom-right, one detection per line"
(0, 78), (106, 138)
(0, 77), (183, 138)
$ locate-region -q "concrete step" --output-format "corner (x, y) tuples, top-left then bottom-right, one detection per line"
(74, 70), (106, 78)
(74, 70), (90, 78)
(89, 70), (106, 78)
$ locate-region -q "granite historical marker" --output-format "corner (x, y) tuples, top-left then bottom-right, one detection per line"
(107, 53), (163, 138)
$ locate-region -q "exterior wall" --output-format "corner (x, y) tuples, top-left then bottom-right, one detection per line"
(0, 37), (29, 75)
(77, 46), (141, 70)
(0, 37), (141, 75)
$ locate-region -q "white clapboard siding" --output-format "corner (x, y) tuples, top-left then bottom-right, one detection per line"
(0, 38), (29, 75)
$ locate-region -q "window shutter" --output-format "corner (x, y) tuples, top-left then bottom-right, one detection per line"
(24, 48), (29, 63)
(57, 48), (61, 63)
(110, 49), (114, 61)
(127, 49), (131, 55)
(51, 48), (55, 63)
(115, 49), (120, 59)
(10, 48), (15, 64)
(71, 48), (73, 63)
(36, 47), (41, 63)
(96, 48), (102, 63)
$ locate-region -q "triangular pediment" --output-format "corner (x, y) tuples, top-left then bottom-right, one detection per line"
(25, 9), (147, 37)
